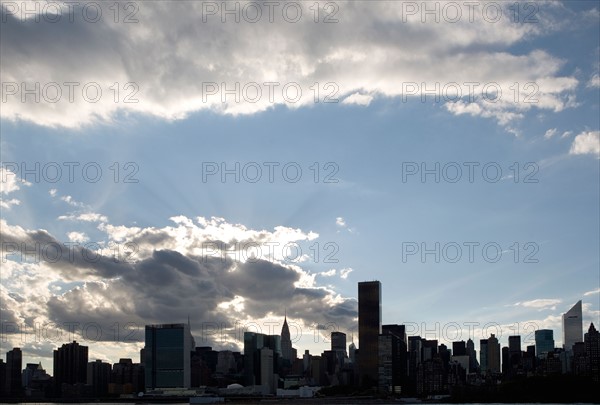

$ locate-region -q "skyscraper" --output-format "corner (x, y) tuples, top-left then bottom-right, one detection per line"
(243, 331), (281, 387)
(5, 348), (22, 397)
(466, 339), (478, 372)
(508, 335), (522, 368)
(479, 339), (488, 373)
(487, 334), (500, 373)
(281, 314), (293, 361)
(452, 341), (466, 356)
(584, 323), (599, 382)
(87, 359), (111, 397)
(358, 281), (381, 386)
(563, 300), (583, 351)
(379, 324), (408, 394)
(535, 329), (555, 358)
(53, 341), (88, 396)
(144, 323), (195, 389)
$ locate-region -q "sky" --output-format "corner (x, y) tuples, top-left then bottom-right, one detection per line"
(0, 0), (599, 374)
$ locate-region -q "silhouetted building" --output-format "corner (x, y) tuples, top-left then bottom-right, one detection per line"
(508, 335), (522, 373)
(22, 362), (51, 398)
(281, 314), (294, 362)
(563, 300), (583, 352)
(479, 339), (488, 373)
(417, 356), (444, 396)
(407, 336), (422, 394)
(466, 339), (478, 372)
(452, 341), (466, 356)
(358, 281), (381, 386)
(5, 348), (22, 397)
(53, 341), (88, 396)
(331, 331), (347, 373)
(144, 323), (195, 389)
(87, 360), (111, 397)
(378, 325), (407, 394)
(584, 323), (600, 382)
(382, 324), (407, 390)
(110, 358), (145, 395)
(535, 329), (555, 358)
(0, 360), (5, 396)
(191, 347), (217, 387)
(501, 346), (510, 375)
(243, 332), (281, 389)
(487, 334), (500, 374)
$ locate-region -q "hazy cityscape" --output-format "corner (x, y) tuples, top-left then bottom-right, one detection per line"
(1, 0), (599, 403)
(0, 281), (598, 402)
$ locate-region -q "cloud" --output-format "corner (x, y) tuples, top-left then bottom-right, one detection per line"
(544, 128), (557, 139)
(587, 73), (600, 88)
(569, 131), (600, 157)
(584, 288), (600, 296)
(514, 298), (562, 311)
(319, 269), (337, 277)
(67, 231), (89, 243)
(335, 217), (346, 227)
(58, 212), (108, 223)
(0, 1), (580, 129)
(340, 268), (353, 279)
(0, 215), (357, 350)
(0, 167), (31, 209)
(60, 195), (85, 207)
(342, 92), (373, 106)
(561, 130), (573, 138)
(0, 198), (21, 209)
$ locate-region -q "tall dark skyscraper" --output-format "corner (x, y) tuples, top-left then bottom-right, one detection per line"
(479, 339), (488, 373)
(487, 334), (501, 373)
(452, 341), (466, 356)
(144, 323), (195, 389)
(281, 314), (293, 361)
(379, 324), (408, 394)
(53, 341), (88, 396)
(5, 348), (22, 397)
(358, 281), (381, 386)
(535, 329), (555, 358)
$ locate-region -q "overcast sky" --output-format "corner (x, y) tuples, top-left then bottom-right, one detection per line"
(1, 0), (599, 374)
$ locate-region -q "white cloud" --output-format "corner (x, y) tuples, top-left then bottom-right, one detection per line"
(0, 167), (31, 210)
(514, 298), (562, 310)
(544, 128), (557, 139)
(569, 131), (600, 157)
(49, 189), (57, 197)
(0, 1), (579, 129)
(0, 198), (20, 209)
(561, 130), (573, 138)
(342, 92), (373, 106)
(335, 217), (346, 227)
(339, 268), (353, 279)
(60, 195), (85, 207)
(587, 73), (600, 88)
(58, 212), (108, 223)
(584, 288), (600, 296)
(67, 231), (89, 243)
(320, 269), (337, 277)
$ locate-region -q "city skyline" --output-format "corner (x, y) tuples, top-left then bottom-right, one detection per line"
(0, 293), (595, 377)
(1, 0), (599, 384)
